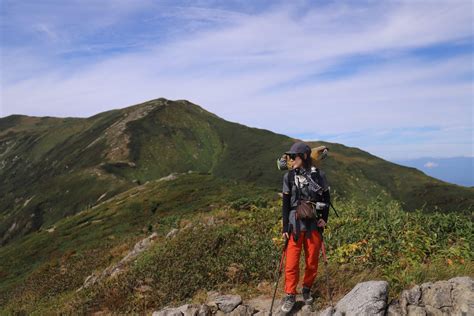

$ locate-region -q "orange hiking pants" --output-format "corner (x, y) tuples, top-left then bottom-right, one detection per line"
(284, 230), (322, 294)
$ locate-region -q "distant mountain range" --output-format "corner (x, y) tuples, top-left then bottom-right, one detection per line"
(394, 157), (474, 187)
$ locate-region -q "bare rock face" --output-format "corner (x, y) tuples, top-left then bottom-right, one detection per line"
(86, 101), (158, 162)
(391, 276), (473, 316)
(78, 232), (158, 291)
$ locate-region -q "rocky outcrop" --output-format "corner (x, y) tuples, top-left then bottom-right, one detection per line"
(152, 294), (249, 316)
(151, 276), (473, 316)
(86, 101), (158, 162)
(152, 304), (210, 316)
(208, 293), (243, 313)
(388, 276), (473, 315)
(330, 280), (389, 315)
(77, 232), (159, 291)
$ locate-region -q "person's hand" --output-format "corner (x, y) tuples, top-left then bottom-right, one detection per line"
(282, 232), (289, 239)
(317, 219), (326, 228)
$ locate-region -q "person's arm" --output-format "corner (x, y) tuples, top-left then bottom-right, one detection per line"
(282, 192), (291, 233)
(282, 172), (291, 234)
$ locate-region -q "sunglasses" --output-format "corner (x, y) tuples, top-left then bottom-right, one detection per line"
(287, 153), (303, 160)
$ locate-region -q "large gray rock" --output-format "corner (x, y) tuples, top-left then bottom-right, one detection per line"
(332, 280), (389, 316)
(151, 277), (473, 316)
(213, 294), (242, 313)
(152, 304), (202, 316)
(399, 276), (473, 316)
(449, 276), (474, 315)
(420, 281), (452, 309)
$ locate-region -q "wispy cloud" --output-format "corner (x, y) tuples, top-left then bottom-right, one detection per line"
(424, 161), (439, 168)
(0, 0), (472, 160)
(33, 23), (59, 41)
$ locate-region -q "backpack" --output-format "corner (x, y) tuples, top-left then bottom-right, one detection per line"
(288, 167), (339, 217)
(288, 167), (324, 202)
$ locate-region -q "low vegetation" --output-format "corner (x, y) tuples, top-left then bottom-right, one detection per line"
(2, 175), (470, 313)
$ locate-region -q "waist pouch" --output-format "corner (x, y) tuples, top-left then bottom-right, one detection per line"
(296, 200), (317, 220)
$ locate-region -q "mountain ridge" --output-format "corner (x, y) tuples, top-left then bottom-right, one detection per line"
(0, 98), (472, 312)
(1, 98), (473, 247)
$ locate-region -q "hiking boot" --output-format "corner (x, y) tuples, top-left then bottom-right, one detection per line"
(302, 286), (314, 305)
(280, 293), (296, 313)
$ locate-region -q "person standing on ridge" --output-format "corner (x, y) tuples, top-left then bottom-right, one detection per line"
(280, 141), (331, 313)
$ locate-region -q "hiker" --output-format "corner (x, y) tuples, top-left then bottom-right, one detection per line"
(280, 141), (330, 313)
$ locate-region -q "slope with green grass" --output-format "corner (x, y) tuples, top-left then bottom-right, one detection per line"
(1, 98), (472, 248)
(0, 172), (275, 311)
(1, 97), (473, 313)
(0, 173), (471, 314)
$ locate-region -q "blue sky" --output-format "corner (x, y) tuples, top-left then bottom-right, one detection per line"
(0, 0), (473, 160)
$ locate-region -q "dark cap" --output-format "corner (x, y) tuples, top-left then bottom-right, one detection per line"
(285, 141), (311, 155)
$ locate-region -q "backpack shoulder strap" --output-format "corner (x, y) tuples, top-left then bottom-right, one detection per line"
(288, 169), (295, 191)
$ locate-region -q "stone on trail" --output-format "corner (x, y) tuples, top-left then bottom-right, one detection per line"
(211, 294), (242, 313)
(331, 280), (389, 316)
(151, 276), (473, 316)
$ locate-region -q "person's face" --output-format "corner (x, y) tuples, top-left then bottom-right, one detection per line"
(289, 153), (306, 169)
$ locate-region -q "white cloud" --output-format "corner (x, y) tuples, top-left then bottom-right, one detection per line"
(0, 0), (472, 159)
(424, 161), (439, 168)
(33, 23), (59, 41)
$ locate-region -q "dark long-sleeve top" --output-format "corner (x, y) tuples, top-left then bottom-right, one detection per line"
(281, 167), (330, 234)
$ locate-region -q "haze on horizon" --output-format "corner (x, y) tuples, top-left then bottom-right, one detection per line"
(1, 0), (473, 162)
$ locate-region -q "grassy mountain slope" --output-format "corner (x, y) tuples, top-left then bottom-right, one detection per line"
(0, 97), (473, 313)
(0, 173), (471, 314)
(1, 98), (473, 247)
(0, 172), (275, 311)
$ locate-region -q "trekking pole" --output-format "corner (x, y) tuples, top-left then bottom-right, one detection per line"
(320, 237), (334, 307)
(269, 235), (289, 316)
(329, 201), (340, 217)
